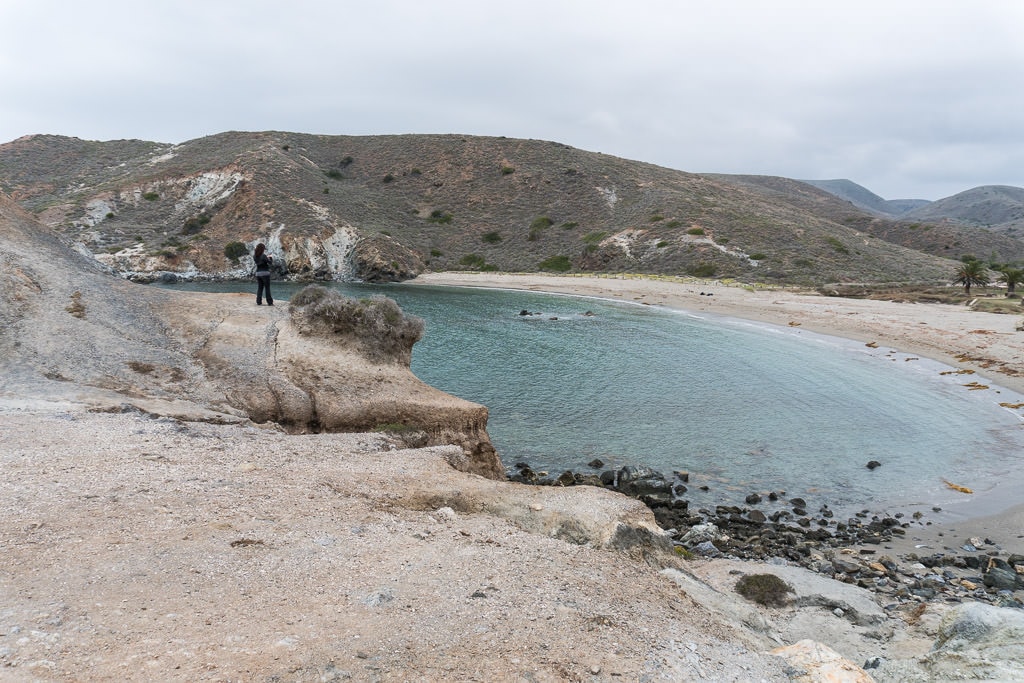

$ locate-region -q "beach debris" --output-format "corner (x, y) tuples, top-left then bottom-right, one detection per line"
(940, 368), (975, 375)
(963, 381), (990, 390)
(866, 460), (882, 470)
(865, 341), (879, 348)
(943, 479), (974, 494)
(788, 321), (801, 326)
(999, 402), (1024, 409)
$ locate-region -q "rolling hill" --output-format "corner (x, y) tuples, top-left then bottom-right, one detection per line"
(0, 131), (1005, 285)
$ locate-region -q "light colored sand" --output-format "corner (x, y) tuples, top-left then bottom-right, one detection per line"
(411, 273), (1024, 556)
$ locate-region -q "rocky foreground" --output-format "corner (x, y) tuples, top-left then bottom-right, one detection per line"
(4, 192), (1024, 681)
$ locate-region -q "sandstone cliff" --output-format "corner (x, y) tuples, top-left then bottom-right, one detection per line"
(0, 191), (502, 478)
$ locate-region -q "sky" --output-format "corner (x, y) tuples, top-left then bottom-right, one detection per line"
(2, 0), (1022, 201)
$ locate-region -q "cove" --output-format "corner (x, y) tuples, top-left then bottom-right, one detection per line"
(161, 280), (1024, 518)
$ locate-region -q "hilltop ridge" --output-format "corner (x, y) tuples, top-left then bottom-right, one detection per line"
(0, 131), (995, 285)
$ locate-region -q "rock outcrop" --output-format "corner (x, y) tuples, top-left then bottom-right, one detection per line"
(0, 191), (501, 479)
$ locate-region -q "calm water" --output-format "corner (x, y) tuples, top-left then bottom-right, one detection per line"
(164, 280), (1024, 518)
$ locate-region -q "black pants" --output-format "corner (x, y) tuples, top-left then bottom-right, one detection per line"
(256, 275), (273, 305)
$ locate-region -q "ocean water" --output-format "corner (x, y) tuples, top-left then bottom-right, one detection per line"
(164, 280), (1024, 518)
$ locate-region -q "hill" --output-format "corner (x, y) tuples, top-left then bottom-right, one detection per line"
(902, 185), (1024, 237)
(711, 174), (1024, 265)
(0, 131), (989, 285)
(798, 178), (930, 217)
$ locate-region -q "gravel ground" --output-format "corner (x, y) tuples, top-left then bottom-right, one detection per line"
(0, 404), (790, 682)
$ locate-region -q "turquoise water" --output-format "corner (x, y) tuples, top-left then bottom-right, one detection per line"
(164, 280), (1024, 518)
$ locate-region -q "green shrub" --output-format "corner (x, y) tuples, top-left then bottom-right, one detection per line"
(582, 231), (608, 253)
(686, 227), (705, 236)
(750, 253), (767, 260)
(539, 255), (572, 272)
(735, 573), (793, 607)
(430, 248), (443, 257)
(428, 209), (453, 224)
(105, 212), (115, 219)
(290, 285), (424, 363)
(650, 215), (664, 222)
(687, 262), (717, 277)
(826, 237), (849, 254)
(383, 173), (395, 183)
(182, 213), (211, 235)
(482, 231), (503, 244)
(666, 220), (682, 228)
(324, 169), (343, 180)
(459, 254), (486, 269)
(560, 222), (578, 230)
(224, 241), (248, 262)
(530, 216), (554, 230)
(501, 166), (515, 175)
(410, 168), (422, 176)
(142, 191), (159, 201)
(340, 156), (354, 166)
(528, 216), (554, 241)
(656, 241), (669, 248)
(323, 187), (330, 194)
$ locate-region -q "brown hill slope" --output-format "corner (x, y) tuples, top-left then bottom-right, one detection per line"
(0, 131), (965, 285)
(710, 174), (1024, 265)
(903, 185), (1024, 237)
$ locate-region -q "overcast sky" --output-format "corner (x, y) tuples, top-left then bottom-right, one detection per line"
(2, 1), (1022, 200)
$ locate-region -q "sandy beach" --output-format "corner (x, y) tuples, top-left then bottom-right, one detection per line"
(411, 272), (1024, 556)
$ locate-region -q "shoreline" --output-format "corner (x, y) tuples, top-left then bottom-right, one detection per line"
(410, 272), (1024, 557)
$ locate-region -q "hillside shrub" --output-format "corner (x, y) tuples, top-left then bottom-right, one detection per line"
(459, 254), (486, 269)
(582, 231), (607, 253)
(826, 236), (850, 255)
(224, 241), (248, 262)
(687, 227), (705, 236)
(428, 209), (453, 224)
(560, 222), (578, 230)
(182, 213), (211, 235)
(656, 241), (669, 248)
(650, 215), (664, 222)
(750, 253), (767, 260)
(290, 285), (424, 363)
(666, 220), (682, 228)
(528, 216), (553, 241)
(501, 166), (515, 175)
(383, 173), (395, 183)
(735, 573), (793, 607)
(324, 169), (344, 180)
(539, 255), (572, 272)
(142, 191), (159, 201)
(687, 262), (717, 277)
(430, 248), (443, 257)
(482, 231), (503, 244)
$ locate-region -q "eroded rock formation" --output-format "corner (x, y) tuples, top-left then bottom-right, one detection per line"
(0, 191), (501, 479)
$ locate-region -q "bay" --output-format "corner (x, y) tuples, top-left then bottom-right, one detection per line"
(162, 279), (1024, 518)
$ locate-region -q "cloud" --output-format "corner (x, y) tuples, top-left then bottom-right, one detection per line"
(2, 0), (1023, 199)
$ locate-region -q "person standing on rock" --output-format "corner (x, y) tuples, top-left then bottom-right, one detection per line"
(253, 243), (274, 306)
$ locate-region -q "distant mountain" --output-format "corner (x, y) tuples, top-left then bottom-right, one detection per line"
(902, 185), (1024, 237)
(709, 174), (1024, 265)
(799, 179), (930, 218)
(0, 132), (981, 285)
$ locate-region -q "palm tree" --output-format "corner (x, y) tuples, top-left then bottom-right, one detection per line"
(953, 261), (989, 295)
(998, 267), (1024, 297)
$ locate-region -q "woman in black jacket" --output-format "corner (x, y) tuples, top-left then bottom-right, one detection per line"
(253, 243), (274, 306)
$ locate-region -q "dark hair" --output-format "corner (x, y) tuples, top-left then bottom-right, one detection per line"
(254, 243), (265, 258)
